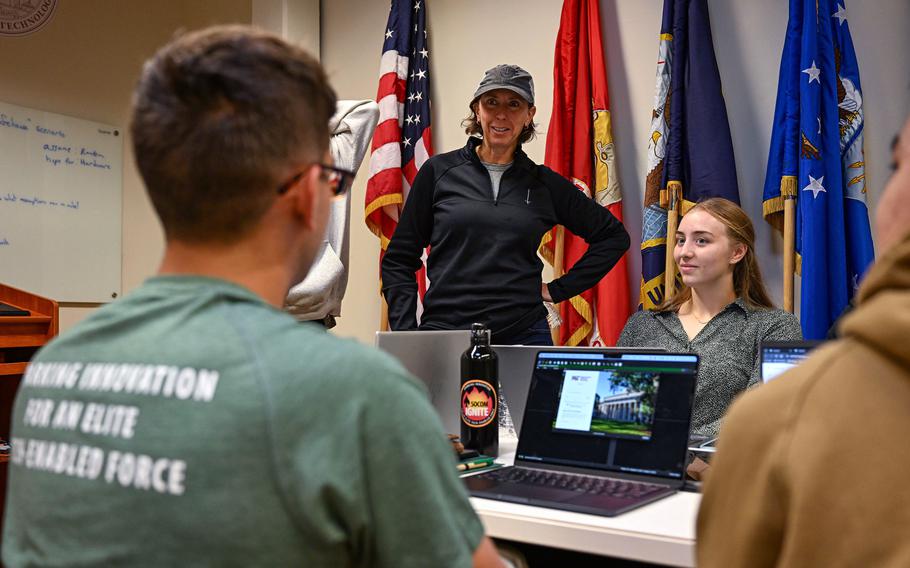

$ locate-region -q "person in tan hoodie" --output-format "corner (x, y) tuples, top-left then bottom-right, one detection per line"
(696, 114), (910, 567)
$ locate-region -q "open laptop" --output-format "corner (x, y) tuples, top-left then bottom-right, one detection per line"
(375, 330), (471, 434)
(760, 340), (821, 383)
(688, 340), (823, 455)
(465, 350), (699, 517)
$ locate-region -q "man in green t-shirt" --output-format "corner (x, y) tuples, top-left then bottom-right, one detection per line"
(2, 26), (502, 568)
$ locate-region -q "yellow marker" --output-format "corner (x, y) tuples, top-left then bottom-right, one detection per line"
(456, 458), (495, 472)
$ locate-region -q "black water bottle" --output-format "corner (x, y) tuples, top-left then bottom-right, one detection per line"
(460, 323), (499, 457)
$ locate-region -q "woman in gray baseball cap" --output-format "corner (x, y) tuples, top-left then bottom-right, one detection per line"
(381, 64), (629, 345)
(464, 64), (538, 162)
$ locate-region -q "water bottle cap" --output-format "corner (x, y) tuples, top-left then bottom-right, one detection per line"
(470, 323), (490, 343)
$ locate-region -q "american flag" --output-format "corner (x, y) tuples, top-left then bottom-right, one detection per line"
(365, 0), (433, 261)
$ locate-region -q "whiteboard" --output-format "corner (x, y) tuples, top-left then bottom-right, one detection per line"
(0, 100), (122, 302)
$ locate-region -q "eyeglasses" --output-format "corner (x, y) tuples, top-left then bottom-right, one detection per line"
(276, 163), (356, 197)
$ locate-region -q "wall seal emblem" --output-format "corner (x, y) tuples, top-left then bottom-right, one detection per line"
(0, 0), (58, 37)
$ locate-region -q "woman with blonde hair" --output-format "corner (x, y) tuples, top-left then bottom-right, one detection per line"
(618, 198), (801, 438)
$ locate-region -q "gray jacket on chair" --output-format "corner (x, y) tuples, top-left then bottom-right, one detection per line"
(285, 99), (379, 324)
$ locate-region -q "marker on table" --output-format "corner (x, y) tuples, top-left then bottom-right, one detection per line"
(456, 457), (495, 472)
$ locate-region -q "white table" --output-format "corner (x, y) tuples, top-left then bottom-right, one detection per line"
(468, 442), (700, 567)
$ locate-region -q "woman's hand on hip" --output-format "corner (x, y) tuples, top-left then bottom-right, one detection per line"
(541, 282), (553, 302)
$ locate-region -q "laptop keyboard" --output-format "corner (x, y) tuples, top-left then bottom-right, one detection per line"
(475, 467), (666, 499)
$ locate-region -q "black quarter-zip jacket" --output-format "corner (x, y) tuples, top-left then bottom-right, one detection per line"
(381, 137), (630, 342)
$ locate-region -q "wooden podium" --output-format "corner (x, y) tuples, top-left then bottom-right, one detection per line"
(0, 283), (59, 533)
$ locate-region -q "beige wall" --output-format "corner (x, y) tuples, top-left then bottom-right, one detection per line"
(324, 0), (910, 345)
(0, 0), (251, 331)
(253, 0), (319, 57)
(2, 0), (908, 345)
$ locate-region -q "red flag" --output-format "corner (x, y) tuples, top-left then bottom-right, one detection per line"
(542, 0), (630, 346)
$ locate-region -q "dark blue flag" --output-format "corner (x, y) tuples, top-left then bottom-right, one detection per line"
(640, 0), (740, 310)
(762, 0), (874, 339)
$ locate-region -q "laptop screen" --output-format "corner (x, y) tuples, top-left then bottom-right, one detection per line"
(760, 341), (820, 383)
(516, 351), (698, 480)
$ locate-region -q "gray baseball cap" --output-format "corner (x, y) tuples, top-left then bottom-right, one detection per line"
(472, 64), (535, 106)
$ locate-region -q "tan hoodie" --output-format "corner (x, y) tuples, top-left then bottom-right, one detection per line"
(696, 233), (910, 568)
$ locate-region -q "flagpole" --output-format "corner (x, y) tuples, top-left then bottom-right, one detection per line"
(781, 176), (797, 312)
(551, 226), (566, 344)
(663, 181), (681, 300)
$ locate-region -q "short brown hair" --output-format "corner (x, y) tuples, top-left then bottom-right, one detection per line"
(461, 98), (537, 145)
(659, 197), (775, 312)
(130, 26), (337, 243)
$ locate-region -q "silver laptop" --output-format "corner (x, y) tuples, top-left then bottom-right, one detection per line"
(375, 330), (471, 434)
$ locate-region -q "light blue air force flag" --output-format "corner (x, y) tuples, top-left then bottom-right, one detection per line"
(762, 0), (874, 339)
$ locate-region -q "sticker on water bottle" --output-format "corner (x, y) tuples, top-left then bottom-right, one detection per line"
(461, 379), (498, 428)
